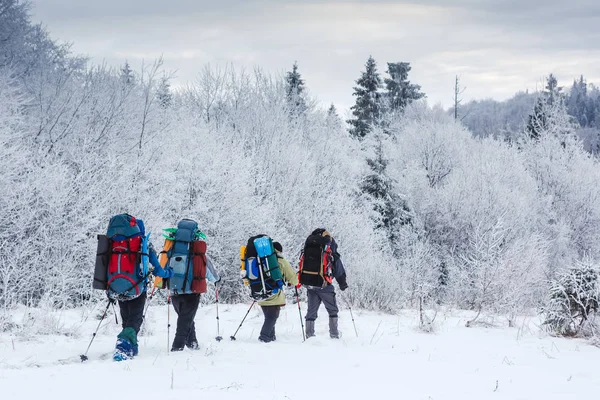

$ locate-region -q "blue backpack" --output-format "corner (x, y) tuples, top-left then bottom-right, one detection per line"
(164, 219), (208, 295)
(242, 235), (284, 300)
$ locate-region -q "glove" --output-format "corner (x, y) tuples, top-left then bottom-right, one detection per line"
(339, 282), (348, 291)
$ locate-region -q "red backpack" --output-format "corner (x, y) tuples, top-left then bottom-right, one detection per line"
(94, 214), (146, 300)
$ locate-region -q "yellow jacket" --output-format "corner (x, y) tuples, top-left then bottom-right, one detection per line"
(258, 251), (298, 306)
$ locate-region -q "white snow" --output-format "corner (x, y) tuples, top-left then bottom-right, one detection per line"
(1, 303), (598, 400)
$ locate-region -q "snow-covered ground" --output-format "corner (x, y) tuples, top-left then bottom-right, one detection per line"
(1, 302), (598, 399)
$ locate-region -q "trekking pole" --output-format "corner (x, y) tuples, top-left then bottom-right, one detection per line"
(80, 299), (112, 362)
(230, 300), (256, 341)
(348, 305), (358, 337)
(141, 286), (157, 326)
(215, 283), (223, 341)
(295, 287), (306, 342)
(341, 290), (358, 337)
(167, 295), (171, 353)
(111, 301), (119, 325)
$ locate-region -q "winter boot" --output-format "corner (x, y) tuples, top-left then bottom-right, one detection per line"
(186, 340), (199, 350)
(114, 327), (138, 361)
(329, 317), (340, 339)
(306, 320), (316, 338)
(113, 338), (134, 361)
(186, 331), (199, 350)
(171, 335), (186, 352)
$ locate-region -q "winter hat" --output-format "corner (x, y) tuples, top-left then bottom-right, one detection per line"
(273, 242), (283, 252)
(312, 228), (331, 239)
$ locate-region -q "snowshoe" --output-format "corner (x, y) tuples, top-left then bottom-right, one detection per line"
(113, 338), (135, 361)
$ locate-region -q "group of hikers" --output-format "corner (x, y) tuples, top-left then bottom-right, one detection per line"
(90, 214), (348, 361)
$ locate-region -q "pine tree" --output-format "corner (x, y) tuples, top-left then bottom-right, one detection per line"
(542, 260), (600, 337)
(156, 75), (173, 109)
(567, 76), (589, 127)
(545, 73), (561, 107)
(325, 103), (341, 128)
(347, 56), (383, 139)
(120, 61), (135, 86)
(360, 131), (411, 251)
(327, 103), (338, 118)
(384, 62), (424, 113)
(527, 74), (575, 142)
(527, 97), (547, 140)
(285, 61), (306, 115)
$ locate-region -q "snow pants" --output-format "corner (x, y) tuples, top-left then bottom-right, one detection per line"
(305, 286), (339, 321)
(171, 293), (201, 350)
(259, 305), (281, 342)
(118, 292), (147, 334)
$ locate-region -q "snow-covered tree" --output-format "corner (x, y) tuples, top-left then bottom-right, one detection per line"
(120, 61), (135, 87)
(156, 74), (173, 109)
(542, 259), (600, 337)
(347, 56), (383, 139)
(384, 62), (424, 114)
(527, 75), (577, 142)
(285, 61), (307, 115)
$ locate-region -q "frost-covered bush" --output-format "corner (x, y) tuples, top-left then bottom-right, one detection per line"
(385, 105), (547, 322)
(542, 259), (600, 337)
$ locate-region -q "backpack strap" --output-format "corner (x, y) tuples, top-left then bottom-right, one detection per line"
(180, 240), (192, 293)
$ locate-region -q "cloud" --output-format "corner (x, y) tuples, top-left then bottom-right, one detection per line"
(31, 0), (600, 109)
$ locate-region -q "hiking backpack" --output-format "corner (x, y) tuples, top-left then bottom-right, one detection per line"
(161, 219), (208, 295)
(94, 214), (149, 300)
(240, 235), (284, 300)
(298, 231), (334, 288)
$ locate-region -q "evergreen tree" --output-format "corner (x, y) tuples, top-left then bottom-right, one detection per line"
(120, 61), (135, 86)
(527, 97), (547, 140)
(326, 103), (341, 128)
(360, 131), (411, 252)
(347, 56), (383, 139)
(542, 260), (600, 337)
(545, 73), (561, 106)
(527, 74), (574, 142)
(285, 61), (306, 114)
(327, 103), (338, 118)
(596, 96), (600, 128)
(156, 75), (173, 109)
(567, 76), (589, 127)
(384, 62), (424, 113)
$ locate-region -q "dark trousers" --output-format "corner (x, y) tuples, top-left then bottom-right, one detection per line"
(118, 292), (147, 334)
(171, 293), (201, 349)
(305, 286), (338, 321)
(259, 305), (281, 342)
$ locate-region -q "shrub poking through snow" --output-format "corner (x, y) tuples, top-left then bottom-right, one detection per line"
(542, 259), (600, 337)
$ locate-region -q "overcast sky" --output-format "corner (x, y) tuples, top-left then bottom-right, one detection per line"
(30, 0), (600, 111)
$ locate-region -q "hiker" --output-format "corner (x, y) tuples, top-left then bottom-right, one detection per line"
(158, 219), (221, 352)
(94, 214), (174, 361)
(298, 229), (348, 339)
(257, 241), (298, 343)
(170, 256), (220, 351)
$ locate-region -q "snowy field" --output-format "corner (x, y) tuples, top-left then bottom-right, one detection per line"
(1, 302), (599, 400)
